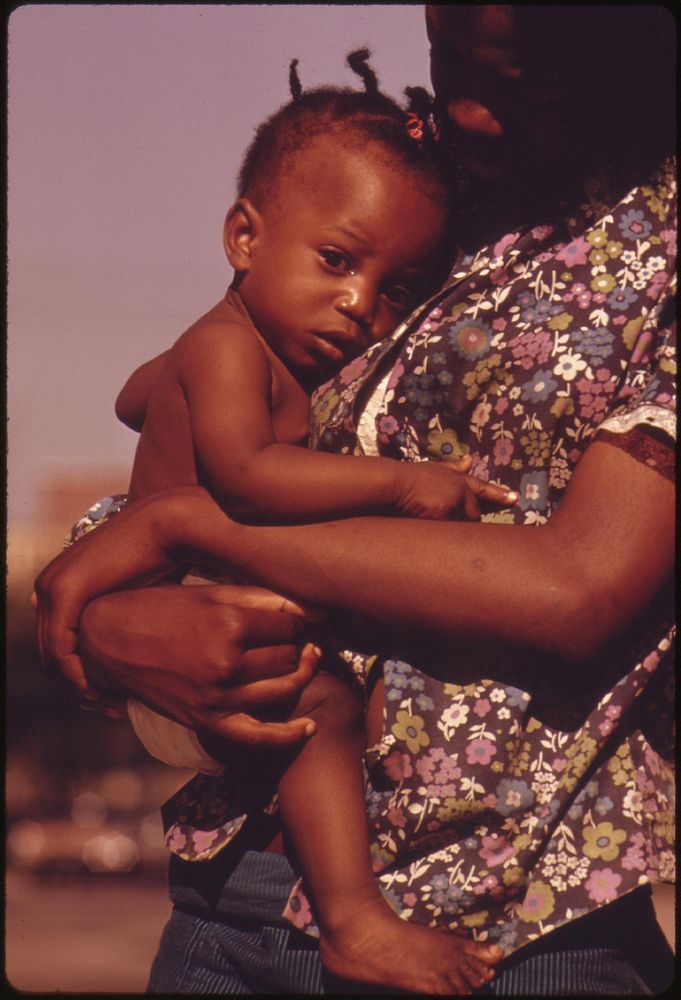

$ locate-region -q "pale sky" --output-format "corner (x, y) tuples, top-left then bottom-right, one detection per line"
(7, 3), (431, 521)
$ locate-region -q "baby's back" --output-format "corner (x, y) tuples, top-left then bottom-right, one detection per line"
(126, 299), (238, 503)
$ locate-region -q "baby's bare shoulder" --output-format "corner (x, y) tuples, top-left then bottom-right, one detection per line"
(171, 305), (271, 391)
(174, 305), (266, 362)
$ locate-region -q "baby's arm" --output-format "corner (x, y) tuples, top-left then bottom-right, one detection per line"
(180, 323), (516, 522)
(116, 351), (169, 431)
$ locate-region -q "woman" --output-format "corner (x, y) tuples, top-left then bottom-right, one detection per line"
(36, 6), (675, 994)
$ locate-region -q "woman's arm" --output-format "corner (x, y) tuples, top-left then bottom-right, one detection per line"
(184, 436), (674, 663)
(36, 433), (674, 687)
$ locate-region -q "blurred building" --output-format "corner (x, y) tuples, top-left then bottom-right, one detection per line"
(7, 465), (192, 874)
(8, 466), (130, 593)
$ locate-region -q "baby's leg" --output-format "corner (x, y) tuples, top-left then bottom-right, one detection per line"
(278, 670), (502, 994)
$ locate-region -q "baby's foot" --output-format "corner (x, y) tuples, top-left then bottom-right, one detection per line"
(319, 897), (503, 995)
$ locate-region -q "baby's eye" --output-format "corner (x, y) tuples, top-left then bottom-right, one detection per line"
(383, 283), (416, 310)
(319, 248), (352, 273)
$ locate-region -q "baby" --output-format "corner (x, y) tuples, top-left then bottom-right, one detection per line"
(116, 52), (508, 993)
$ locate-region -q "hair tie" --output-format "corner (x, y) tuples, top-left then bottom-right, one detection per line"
(405, 111), (425, 142)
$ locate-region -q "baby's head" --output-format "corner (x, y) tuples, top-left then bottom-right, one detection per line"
(225, 51), (451, 376)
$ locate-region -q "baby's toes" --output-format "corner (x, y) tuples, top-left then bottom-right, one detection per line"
(461, 956), (496, 988)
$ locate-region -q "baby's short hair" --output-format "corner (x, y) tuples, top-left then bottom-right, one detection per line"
(237, 49), (450, 214)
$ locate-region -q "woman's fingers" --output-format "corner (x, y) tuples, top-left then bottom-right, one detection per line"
(217, 642), (322, 710)
(207, 711), (317, 749)
(199, 642), (324, 748)
(55, 652), (100, 701)
(207, 583), (327, 622)
(35, 572), (85, 681)
(236, 643), (307, 683)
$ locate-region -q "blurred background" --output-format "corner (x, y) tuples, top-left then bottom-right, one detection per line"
(6, 4), (433, 991)
(6, 4), (674, 993)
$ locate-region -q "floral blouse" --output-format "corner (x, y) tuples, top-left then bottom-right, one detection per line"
(160, 157), (676, 956)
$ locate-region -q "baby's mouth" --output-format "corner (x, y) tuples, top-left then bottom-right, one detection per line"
(311, 331), (361, 365)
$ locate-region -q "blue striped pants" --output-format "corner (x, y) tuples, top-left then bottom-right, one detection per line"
(147, 851), (670, 995)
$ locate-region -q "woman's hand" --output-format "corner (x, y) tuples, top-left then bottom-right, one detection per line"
(80, 583), (324, 748)
(34, 486), (235, 699)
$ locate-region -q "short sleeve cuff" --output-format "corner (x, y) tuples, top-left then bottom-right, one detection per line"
(597, 404), (676, 444)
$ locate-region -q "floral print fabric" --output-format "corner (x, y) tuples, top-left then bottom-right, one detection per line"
(161, 158), (676, 956)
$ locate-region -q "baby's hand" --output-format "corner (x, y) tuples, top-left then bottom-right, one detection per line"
(394, 457), (518, 520)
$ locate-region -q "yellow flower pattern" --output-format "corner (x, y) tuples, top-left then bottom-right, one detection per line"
(583, 822), (627, 861)
(391, 709), (430, 754)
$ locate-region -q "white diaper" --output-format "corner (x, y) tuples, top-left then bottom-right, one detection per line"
(127, 698), (225, 776)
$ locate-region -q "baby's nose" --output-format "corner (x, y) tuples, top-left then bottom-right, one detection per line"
(336, 285), (378, 348)
(338, 285), (376, 324)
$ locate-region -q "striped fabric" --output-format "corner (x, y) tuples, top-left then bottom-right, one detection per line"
(148, 911), (323, 994)
(147, 851), (665, 995)
(480, 949), (652, 996)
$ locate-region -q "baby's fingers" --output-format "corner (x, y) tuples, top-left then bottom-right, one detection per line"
(450, 454), (473, 473)
(477, 479), (519, 506)
(464, 486), (482, 521)
(463, 477), (518, 519)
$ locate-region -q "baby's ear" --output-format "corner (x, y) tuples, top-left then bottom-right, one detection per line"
(224, 199), (262, 271)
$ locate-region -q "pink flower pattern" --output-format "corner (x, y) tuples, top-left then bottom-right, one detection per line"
(584, 867), (622, 903)
(466, 738), (497, 766)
